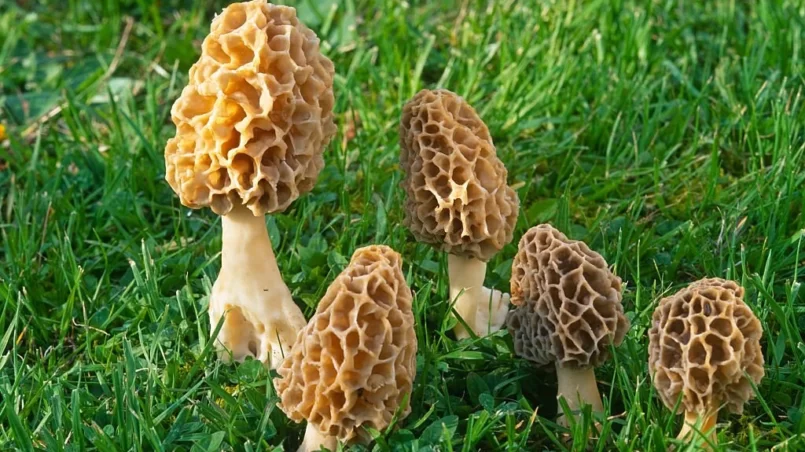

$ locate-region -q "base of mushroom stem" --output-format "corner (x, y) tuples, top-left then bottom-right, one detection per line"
(447, 254), (510, 339)
(555, 365), (604, 427)
(677, 411), (717, 449)
(210, 294), (305, 368)
(209, 204), (307, 370)
(298, 423), (338, 452)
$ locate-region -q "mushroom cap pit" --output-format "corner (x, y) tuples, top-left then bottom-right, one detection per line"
(399, 89), (519, 262)
(165, 0), (336, 216)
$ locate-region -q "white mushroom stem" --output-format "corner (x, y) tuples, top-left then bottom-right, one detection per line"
(678, 410), (717, 448)
(447, 254), (510, 339)
(209, 204), (307, 369)
(555, 364), (604, 424)
(298, 424), (338, 452)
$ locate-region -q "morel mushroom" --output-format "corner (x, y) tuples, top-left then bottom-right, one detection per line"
(506, 224), (629, 422)
(399, 89), (519, 339)
(648, 278), (764, 448)
(275, 245), (417, 452)
(164, 0), (336, 368)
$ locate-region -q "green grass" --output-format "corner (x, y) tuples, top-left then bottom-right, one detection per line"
(1, 0), (804, 450)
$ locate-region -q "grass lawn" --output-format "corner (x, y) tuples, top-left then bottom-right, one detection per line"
(2, 0), (804, 450)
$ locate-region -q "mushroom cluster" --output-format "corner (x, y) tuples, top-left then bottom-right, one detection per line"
(163, 3), (768, 448)
(506, 224), (629, 422)
(649, 278), (764, 447)
(164, 0), (336, 369)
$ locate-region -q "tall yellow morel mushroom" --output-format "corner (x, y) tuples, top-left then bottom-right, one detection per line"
(648, 278), (764, 449)
(399, 89), (519, 339)
(506, 224), (629, 424)
(275, 246), (417, 452)
(164, 0), (336, 368)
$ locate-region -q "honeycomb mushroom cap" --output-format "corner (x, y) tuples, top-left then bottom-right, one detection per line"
(399, 89), (519, 262)
(165, 0), (336, 216)
(274, 245), (417, 443)
(648, 278), (764, 415)
(506, 224), (629, 368)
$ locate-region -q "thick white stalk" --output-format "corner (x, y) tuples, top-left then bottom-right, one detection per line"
(555, 364), (604, 425)
(677, 410), (717, 449)
(447, 254), (510, 339)
(208, 205), (306, 369)
(297, 423), (337, 452)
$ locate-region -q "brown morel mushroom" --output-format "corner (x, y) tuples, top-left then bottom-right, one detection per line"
(399, 89), (519, 339)
(506, 224), (629, 423)
(274, 245), (417, 452)
(648, 278), (764, 448)
(164, 0), (336, 368)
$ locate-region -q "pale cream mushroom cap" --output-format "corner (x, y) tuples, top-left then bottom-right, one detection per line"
(399, 89), (519, 261)
(506, 224), (629, 368)
(274, 245), (417, 443)
(165, 0), (336, 216)
(648, 278), (764, 414)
